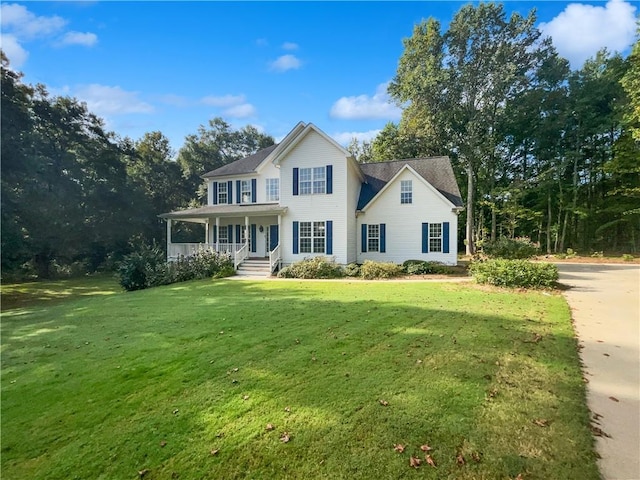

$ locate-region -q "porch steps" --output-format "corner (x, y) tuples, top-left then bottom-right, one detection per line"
(236, 258), (272, 277)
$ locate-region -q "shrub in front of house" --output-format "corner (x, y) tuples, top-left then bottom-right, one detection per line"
(277, 257), (345, 279)
(482, 237), (539, 259)
(118, 245), (233, 291)
(469, 259), (558, 288)
(359, 260), (404, 280)
(344, 262), (361, 277)
(402, 259), (450, 275)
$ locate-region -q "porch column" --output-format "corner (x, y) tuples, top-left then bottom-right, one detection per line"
(205, 220), (210, 246)
(215, 217), (220, 252)
(245, 216), (250, 247)
(166, 219), (172, 258)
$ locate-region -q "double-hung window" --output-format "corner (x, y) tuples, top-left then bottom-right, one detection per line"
(266, 178), (279, 202)
(401, 180), (412, 204)
(367, 224), (380, 252)
(299, 167), (326, 195)
(218, 226), (228, 244)
(299, 221), (325, 253)
(241, 180), (252, 204)
(217, 182), (228, 204)
(429, 223), (442, 252)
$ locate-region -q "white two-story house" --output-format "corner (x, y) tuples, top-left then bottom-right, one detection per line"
(160, 122), (463, 275)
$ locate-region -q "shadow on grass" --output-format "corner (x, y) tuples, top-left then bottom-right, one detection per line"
(1, 278), (598, 479)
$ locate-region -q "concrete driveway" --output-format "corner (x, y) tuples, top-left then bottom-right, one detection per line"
(558, 263), (640, 480)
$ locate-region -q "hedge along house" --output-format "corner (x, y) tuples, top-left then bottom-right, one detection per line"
(159, 122), (464, 275)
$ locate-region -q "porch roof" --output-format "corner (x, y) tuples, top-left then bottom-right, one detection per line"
(159, 204), (287, 223)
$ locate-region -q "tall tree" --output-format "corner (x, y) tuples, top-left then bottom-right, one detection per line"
(389, 4), (545, 254)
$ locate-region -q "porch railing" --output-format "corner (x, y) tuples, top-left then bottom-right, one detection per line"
(168, 243), (243, 260)
(234, 242), (249, 269)
(269, 244), (281, 273)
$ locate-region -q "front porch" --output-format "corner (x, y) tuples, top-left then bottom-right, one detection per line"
(159, 204), (287, 274)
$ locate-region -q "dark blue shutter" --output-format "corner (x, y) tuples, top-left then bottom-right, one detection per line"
(236, 180), (241, 204)
(443, 222), (450, 254)
(236, 224), (241, 244)
(422, 223), (429, 253)
(326, 221), (333, 254)
(293, 168), (299, 196)
(227, 181), (233, 205)
(250, 224), (257, 252)
(380, 223), (386, 253)
(251, 179), (257, 203)
(361, 224), (367, 252)
(293, 221), (299, 254)
(227, 225), (233, 244)
(213, 182), (218, 205)
(326, 165), (333, 194)
(212, 225), (217, 243)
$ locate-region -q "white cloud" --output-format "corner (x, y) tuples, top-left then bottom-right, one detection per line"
(0, 33), (29, 68)
(0, 3), (66, 39)
(333, 129), (382, 146)
(269, 54), (301, 72)
(282, 42), (299, 51)
(330, 83), (402, 120)
(223, 103), (256, 118)
(58, 31), (97, 47)
(201, 94), (246, 107)
(539, 0), (637, 68)
(73, 84), (154, 115)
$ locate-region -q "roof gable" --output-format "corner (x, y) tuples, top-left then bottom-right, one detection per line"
(357, 157), (463, 210)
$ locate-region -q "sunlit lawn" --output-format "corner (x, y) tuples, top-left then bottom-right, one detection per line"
(1, 277), (598, 479)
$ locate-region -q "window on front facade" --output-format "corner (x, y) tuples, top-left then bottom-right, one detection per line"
(367, 224), (380, 252)
(217, 182), (228, 204)
(300, 221), (325, 253)
(401, 180), (412, 204)
(299, 167), (326, 195)
(218, 226), (228, 244)
(266, 178), (279, 202)
(429, 223), (442, 252)
(240, 226), (248, 244)
(241, 180), (252, 204)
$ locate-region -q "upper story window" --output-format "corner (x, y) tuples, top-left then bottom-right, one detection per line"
(401, 180), (412, 204)
(300, 167), (326, 195)
(429, 223), (442, 252)
(217, 182), (228, 204)
(241, 180), (252, 204)
(266, 178), (279, 202)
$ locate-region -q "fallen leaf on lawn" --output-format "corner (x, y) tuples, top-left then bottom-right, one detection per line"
(533, 419), (549, 427)
(420, 444), (432, 452)
(138, 469), (149, 478)
(514, 474), (524, 480)
(266, 423), (275, 431)
(284, 406), (291, 412)
(160, 440), (167, 447)
(533, 333), (542, 343)
(394, 444), (405, 453)
(172, 409), (179, 415)
(425, 454), (436, 467)
(603, 353), (610, 357)
(210, 448), (219, 456)
(232, 367), (239, 372)
(409, 456), (421, 468)
(215, 432), (224, 438)
(609, 396), (619, 402)
(280, 432), (291, 443)
(471, 451), (482, 463)
(379, 399), (389, 406)
(242, 395), (249, 401)
(456, 454), (465, 465)
(590, 425), (612, 438)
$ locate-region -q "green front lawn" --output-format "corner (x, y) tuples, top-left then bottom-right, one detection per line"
(1, 278), (598, 479)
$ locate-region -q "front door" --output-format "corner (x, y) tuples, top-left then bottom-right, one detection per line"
(269, 225), (279, 251)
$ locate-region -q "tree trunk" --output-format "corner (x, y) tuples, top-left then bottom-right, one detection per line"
(491, 206), (497, 242)
(465, 165), (475, 255)
(546, 191), (552, 254)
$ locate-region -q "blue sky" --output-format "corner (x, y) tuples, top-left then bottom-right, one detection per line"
(1, 1), (637, 153)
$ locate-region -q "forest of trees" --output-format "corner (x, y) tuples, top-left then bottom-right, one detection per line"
(2, 3), (639, 279)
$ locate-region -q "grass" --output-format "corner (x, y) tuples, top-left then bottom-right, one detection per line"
(1, 277), (598, 479)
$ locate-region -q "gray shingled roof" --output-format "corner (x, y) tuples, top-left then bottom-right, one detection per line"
(358, 157), (463, 210)
(202, 144), (279, 178)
